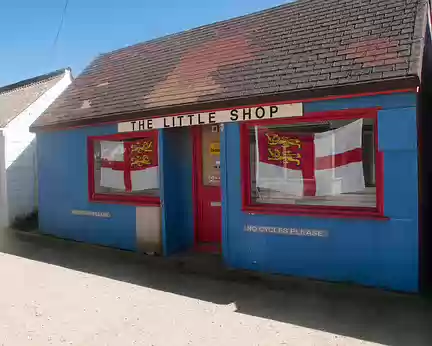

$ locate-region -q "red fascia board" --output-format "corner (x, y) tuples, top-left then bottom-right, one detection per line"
(31, 88), (416, 133)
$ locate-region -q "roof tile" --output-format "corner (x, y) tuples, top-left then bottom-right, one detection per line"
(373, 65), (395, 72)
(363, 60), (386, 68)
(383, 70), (408, 78)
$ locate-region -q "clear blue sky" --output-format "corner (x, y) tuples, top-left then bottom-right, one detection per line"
(0, 0), (289, 86)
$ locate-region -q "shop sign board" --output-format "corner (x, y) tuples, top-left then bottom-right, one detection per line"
(118, 103), (303, 132)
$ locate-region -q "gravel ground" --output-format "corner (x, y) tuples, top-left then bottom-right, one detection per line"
(0, 229), (431, 346)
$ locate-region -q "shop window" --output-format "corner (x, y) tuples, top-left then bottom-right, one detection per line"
(88, 131), (160, 205)
(241, 110), (383, 217)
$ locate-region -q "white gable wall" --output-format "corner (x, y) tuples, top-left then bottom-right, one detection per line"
(3, 70), (72, 225)
(0, 132), (7, 228)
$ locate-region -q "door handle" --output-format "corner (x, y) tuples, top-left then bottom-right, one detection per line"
(210, 201), (221, 207)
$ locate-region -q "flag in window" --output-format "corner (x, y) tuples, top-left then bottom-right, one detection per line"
(256, 119), (365, 197)
(100, 138), (158, 191)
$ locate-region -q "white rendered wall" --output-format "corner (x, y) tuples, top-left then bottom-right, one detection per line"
(4, 70), (72, 224)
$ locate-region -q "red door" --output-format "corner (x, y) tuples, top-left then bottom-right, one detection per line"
(194, 125), (222, 249)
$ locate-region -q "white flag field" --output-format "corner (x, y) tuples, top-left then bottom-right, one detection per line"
(99, 140), (158, 191)
(256, 119), (365, 197)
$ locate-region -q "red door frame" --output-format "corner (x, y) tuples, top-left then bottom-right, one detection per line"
(192, 126), (202, 248)
(192, 126), (221, 252)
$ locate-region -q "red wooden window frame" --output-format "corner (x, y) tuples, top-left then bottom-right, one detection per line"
(240, 108), (387, 220)
(87, 131), (160, 206)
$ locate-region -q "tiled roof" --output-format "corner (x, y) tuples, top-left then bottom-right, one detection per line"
(0, 69), (67, 127)
(32, 0), (428, 130)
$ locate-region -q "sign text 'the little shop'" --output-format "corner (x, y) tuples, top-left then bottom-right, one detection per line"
(118, 103), (303, 132)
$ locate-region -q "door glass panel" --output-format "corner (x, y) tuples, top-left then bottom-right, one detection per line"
(202, 125), (221, 186)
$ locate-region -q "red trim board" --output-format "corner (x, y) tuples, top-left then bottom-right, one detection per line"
(36, 88), (416, 133)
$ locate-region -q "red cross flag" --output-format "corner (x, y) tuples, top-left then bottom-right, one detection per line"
(99, 138), (158, 191)
(256, 119), (365, 197)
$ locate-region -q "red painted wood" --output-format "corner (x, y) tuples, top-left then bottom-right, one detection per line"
(194, 243), (221, 253)
(193, 126), (222, 246)
(89, 131), (159, 141)
(87, 137), (95, 202)
(374, 116), (385, 216)
(246, 108), (378, 127)
(123, 142), (132, 192)
(243, 205), (389, 220)
(241, 108), (385, 218)
(90, 194), (161, 206)
(199, 187), (222, 243)
(192, 127), (200, 246)
(240, 123), (251, 208)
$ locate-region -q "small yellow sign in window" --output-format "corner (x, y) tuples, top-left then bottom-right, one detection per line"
(210, 142), (220, 155)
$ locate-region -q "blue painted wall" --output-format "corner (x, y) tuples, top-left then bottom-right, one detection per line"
(160, 127), (194, 255)
(37, 91), (419, 292)
(221, 92), (419, 292)
(37, 124), (138, 251)
(37, 124), (195, 255)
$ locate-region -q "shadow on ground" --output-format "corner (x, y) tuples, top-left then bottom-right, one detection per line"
(1, 229), (431, 346)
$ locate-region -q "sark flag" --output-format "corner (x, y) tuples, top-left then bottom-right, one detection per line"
(256, 119), (365, 197)
(100, 139), (158, 191)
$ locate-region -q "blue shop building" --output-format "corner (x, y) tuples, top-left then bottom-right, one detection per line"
(30, 0), (432, 293)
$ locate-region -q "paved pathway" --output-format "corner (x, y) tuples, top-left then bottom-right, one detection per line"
(0, 229), (431, 346)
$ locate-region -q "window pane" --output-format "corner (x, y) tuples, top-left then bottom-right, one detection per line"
(93, 137), (160, 197)
(250, 119), (376, 208)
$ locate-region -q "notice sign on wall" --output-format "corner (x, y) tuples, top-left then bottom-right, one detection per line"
(118, 103), (303, 133)
(71, 210), (111, 218)
(244, 225), (329, 237)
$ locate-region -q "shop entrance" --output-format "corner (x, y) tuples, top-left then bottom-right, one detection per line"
(193, 125), (222, 251)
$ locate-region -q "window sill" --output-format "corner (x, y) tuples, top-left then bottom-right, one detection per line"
(242, 205), (389, 221)
(90, 194), (161, 207)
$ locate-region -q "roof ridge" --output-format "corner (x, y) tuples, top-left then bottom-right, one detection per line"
(0, 68), (69, 96)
